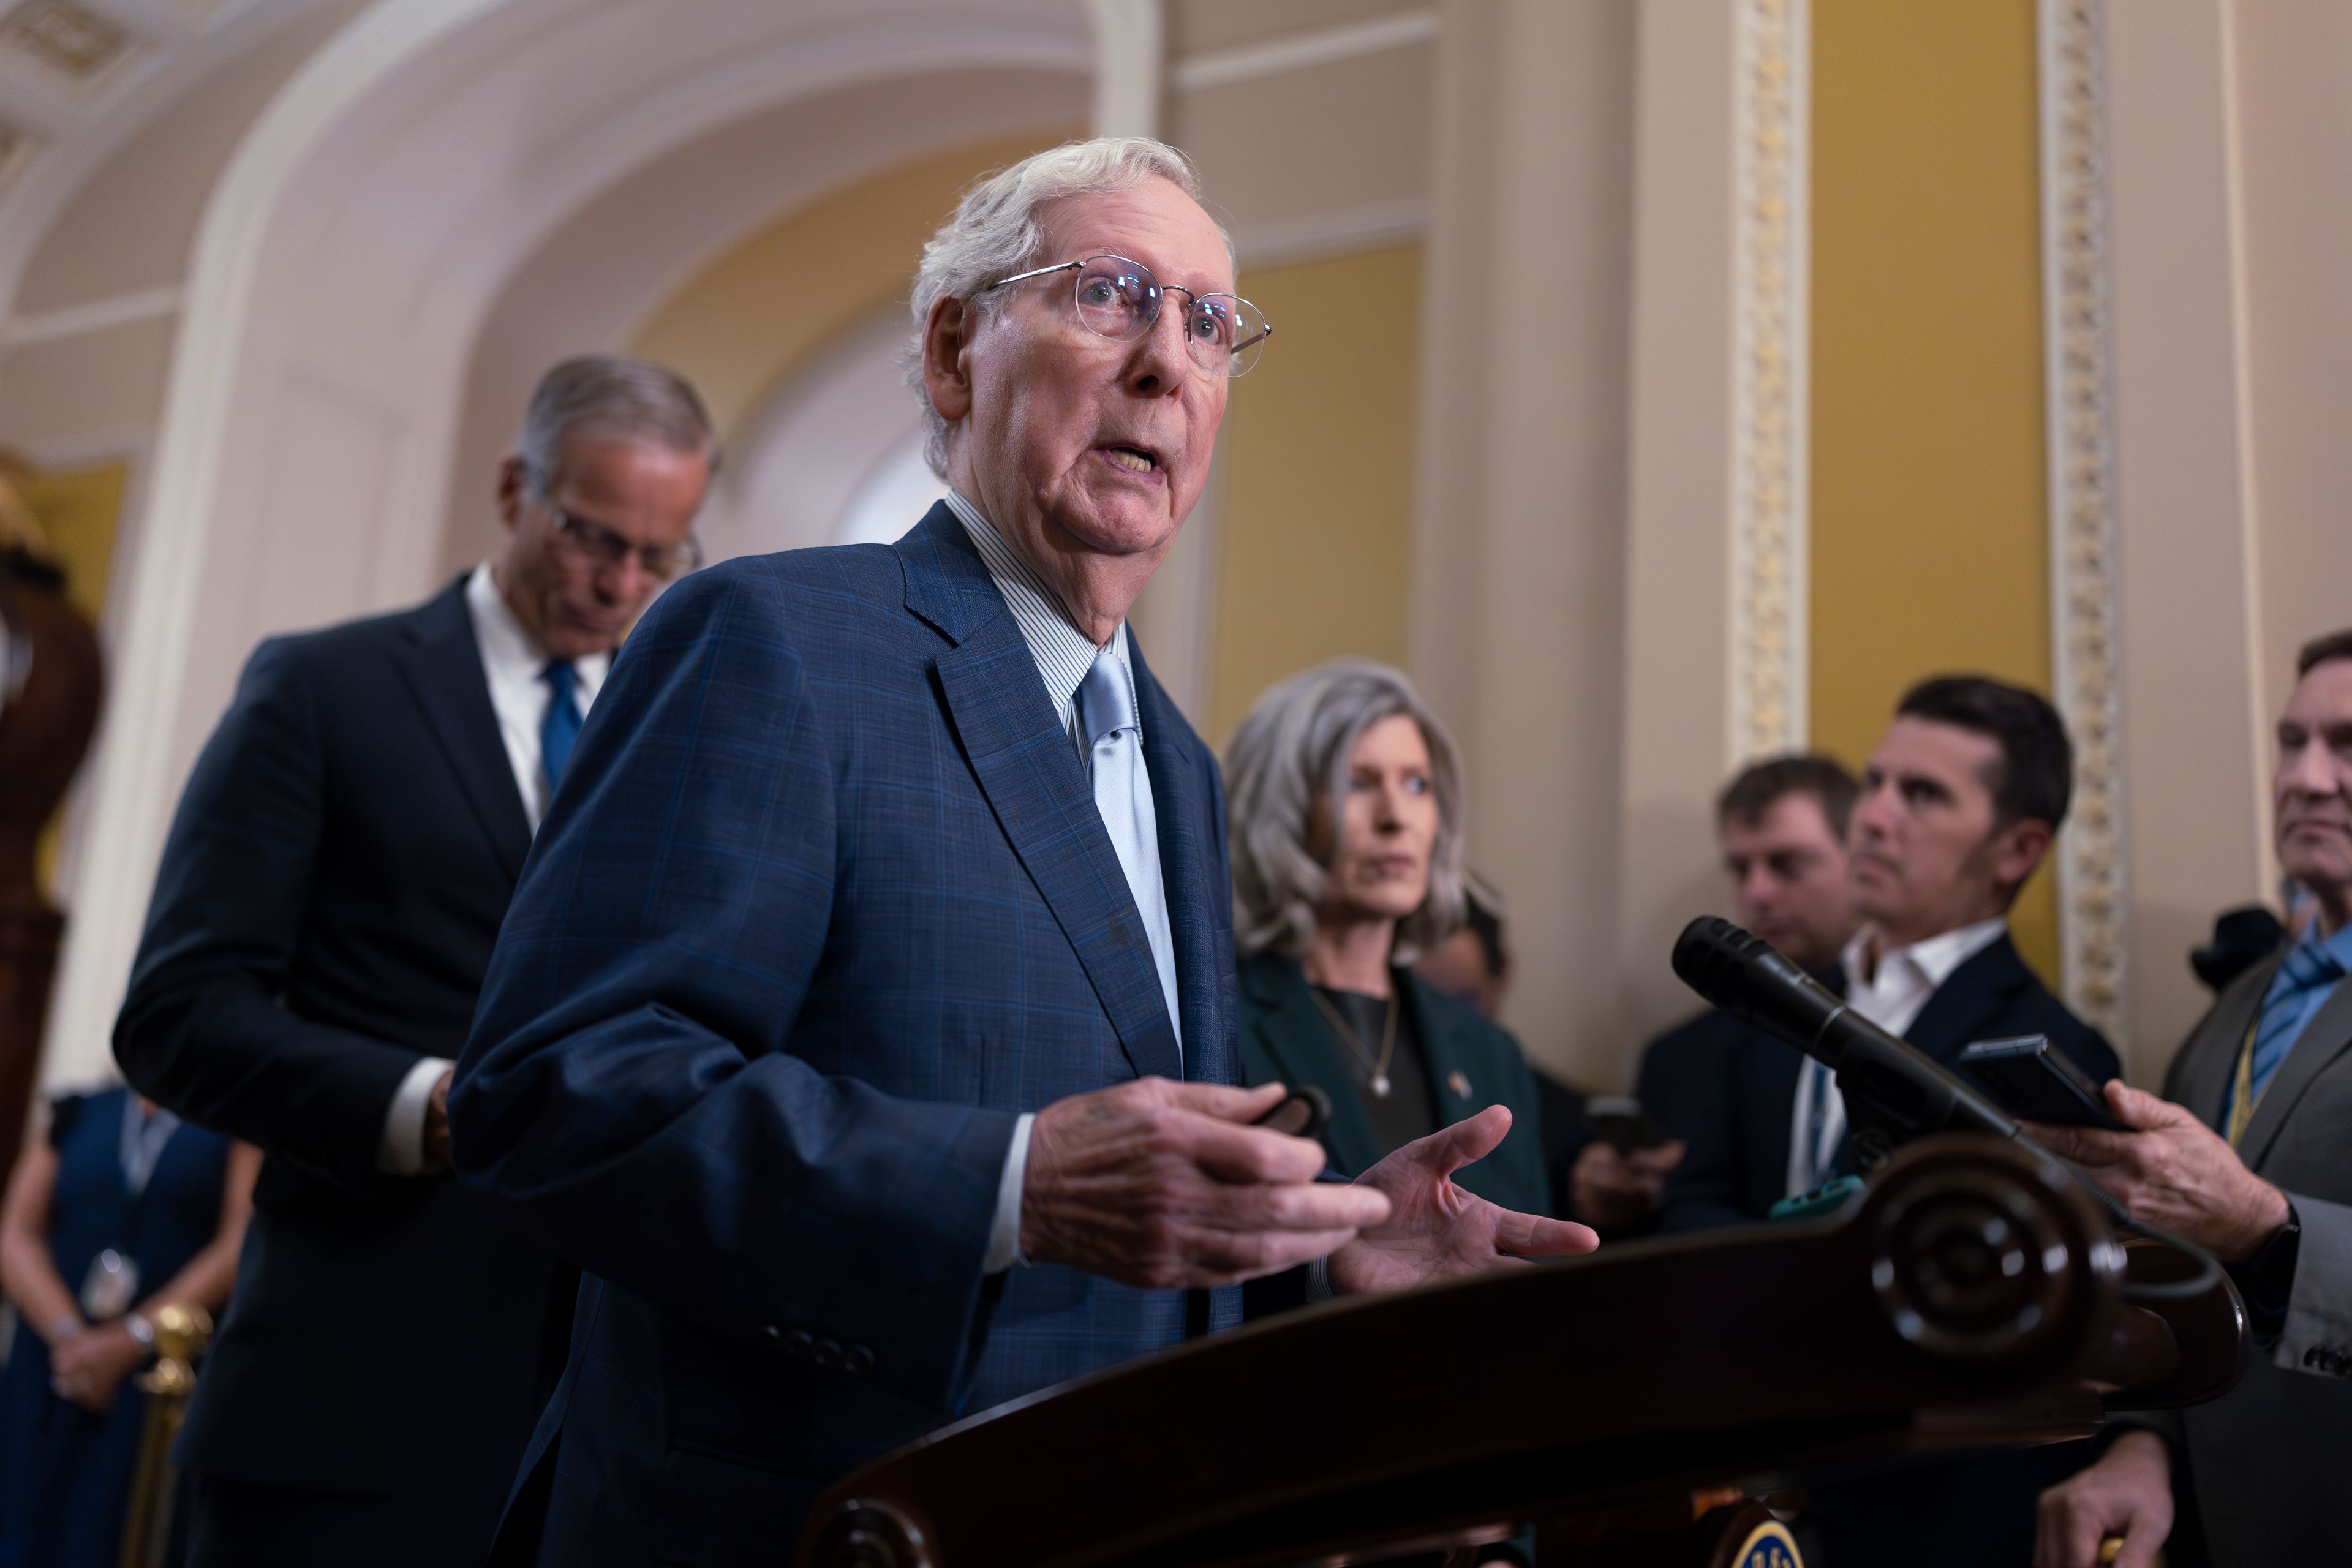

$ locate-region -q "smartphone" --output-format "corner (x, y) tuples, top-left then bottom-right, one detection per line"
(1954, 1035), (2127, 1131)
(1586, 1095), (1659, 1153)
(1253, 1085), (1333, 1142)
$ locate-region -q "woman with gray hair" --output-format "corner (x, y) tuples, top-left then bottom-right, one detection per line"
(1224, 660), (1549, 1214)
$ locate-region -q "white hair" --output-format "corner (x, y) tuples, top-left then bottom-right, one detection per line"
(903, 137), (1229, 477)
(1223, 660), (1470, 965)
(515, 355), (715, 496)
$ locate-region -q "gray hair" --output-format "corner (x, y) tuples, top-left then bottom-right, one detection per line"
(903, 137), (1229, 477)
(1223, 659), (1469, 964)
(514, 355), (715, 496)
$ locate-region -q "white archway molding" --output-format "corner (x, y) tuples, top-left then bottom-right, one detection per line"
(705, 307), (944, 563)
(45, 0), (1098, 1086)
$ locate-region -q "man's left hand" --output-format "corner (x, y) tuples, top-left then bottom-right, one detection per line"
(2022, 1080), (2290, 1262)
(1329, 1106), (1600, 1294)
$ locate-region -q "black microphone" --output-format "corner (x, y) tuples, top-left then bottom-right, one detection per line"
(1671, 916), (2016, 1163)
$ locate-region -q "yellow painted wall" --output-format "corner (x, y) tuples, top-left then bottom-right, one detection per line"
(12, 459), (127, 896)
(1208, 243), (1421, 742)
(1810, 0), (2059, 980)
(630, 132), (1078, 440)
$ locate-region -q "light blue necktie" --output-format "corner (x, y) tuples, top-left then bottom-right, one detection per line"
(2241, 935), (2346, 1110)
(1076, 644), (1182, 1061)
(540, 660), (582, 792)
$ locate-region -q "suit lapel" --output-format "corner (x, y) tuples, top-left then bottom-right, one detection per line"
(1903, 935), (2032, 1064)
(1241, 957), (1381, 1177)
(1405, 974), (1483, 1122)
(393, 578), (531, 884)
(2174, 954), (2277, 1130)
(2239, 965), (2352, 1167)
(1746, 1035), (1804, 1200)
(1129, 635), (1231, 1085)
(902, 508), (1182, 1083)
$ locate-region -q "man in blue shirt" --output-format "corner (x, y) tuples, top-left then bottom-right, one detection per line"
(2034, 627), (2352, 1568)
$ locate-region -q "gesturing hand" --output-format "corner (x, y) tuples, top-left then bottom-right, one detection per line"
(2021, 1080), (2289, 1262)
(2035, 1429), (2171, 1568)
(1020, 1079), (1392, 1290)
(1329, 1106), (1599, 1295)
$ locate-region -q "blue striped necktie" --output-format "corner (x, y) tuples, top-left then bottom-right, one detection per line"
(540, 660), (582, 793)
(2244, 938), (2346, 1110)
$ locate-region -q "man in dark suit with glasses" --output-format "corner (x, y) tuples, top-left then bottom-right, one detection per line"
(115, 356), (712, 1566)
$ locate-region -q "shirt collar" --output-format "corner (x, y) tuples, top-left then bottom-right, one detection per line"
(944, 489), (1131, 734)
(2293, 911), (2352, 974)
(1844, 915), (2008, 995)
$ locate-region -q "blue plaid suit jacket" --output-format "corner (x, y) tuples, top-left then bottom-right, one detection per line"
(452, 505), (1244, 1563)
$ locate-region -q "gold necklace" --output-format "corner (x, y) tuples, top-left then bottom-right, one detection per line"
(1308, 986), (1398, 1098)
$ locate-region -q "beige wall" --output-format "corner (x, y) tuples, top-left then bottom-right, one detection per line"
(1412, 0), (1637, 1080)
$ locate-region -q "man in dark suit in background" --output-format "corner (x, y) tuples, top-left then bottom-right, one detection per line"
(1768, 677), (2120, 1567)
(1647, 755), (1863, 1233)
(451, 138), (1591, 1566)
(2035, 628), (2352, 1568)
(113, 357), (713, 1565)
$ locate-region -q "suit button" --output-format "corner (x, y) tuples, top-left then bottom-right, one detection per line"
(812, 1338), (843, 1369)
(843, 1344), (875, 1377)
(782, 1330), (815, 1360)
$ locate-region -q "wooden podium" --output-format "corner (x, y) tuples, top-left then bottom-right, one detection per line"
(797, 1136), (2244, 1568)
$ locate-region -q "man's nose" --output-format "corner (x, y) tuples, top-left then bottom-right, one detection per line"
(1123, 301), (1193, 393)
(2280, 738), (2337, 800)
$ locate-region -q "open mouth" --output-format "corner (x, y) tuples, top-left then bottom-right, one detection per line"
(1099, 443), (1159, 476)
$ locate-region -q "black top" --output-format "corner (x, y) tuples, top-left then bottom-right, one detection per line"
(1311, 984), (1438, 1156)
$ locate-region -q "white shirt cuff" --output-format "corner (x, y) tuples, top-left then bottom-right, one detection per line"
(984, 1112), (1036, 1275)
(377, 1057), (454, 1175)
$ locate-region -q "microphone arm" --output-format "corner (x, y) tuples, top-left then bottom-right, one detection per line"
(1670, 916), (2017, 1169)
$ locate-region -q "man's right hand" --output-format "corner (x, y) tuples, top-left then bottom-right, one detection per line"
(1019, 1079), (1390, 1289)
(1569, 1139), (1684, 1232)
(2035, 1430), (2172, 1568)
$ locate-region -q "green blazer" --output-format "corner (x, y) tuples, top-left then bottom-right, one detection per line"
(1235, 951), (1551, 1217)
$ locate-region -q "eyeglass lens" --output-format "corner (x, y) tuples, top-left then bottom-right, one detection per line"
(556, 511), (698, 580)
(1071, 257), (1270, 378)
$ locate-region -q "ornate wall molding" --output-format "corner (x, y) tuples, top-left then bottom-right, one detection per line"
(2040, 0), (2127, 1042)
(1728, 0), (1809, 764)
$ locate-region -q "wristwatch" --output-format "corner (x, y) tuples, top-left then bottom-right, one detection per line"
(122, 1311), (156, 1355)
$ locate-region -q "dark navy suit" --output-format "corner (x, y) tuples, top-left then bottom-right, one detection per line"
(453, 505), (1242, 1564)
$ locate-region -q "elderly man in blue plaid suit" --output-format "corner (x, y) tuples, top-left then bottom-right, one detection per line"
(453, 137), (1594, 1566)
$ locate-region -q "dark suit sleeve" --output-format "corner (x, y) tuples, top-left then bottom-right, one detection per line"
(451, 567), (1015, 1414)
(113, 638), (424, 1189)
(1649, 1026), (1760, 1234)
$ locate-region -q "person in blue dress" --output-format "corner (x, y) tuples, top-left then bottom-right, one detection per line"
(0, 1087), (257, 1567)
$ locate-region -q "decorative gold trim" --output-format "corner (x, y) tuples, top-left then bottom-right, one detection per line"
(2040, 0), (2126, 1041)
(1730, 0), (1809, 764)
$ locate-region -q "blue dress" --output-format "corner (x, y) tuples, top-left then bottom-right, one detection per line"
(0, 1089), (229, 1567)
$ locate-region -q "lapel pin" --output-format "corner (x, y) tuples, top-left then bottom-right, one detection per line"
(1448, 1070), (1471, 1098)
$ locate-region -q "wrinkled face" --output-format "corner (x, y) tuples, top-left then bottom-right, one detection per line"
(2274, 658), (2352, 912)
(1720, 791), (1858, 971)
(494, 434), (709, 661)
(1307, 715), (1440, 929)
(948, 178), (1232, 578)
(1850, 717), (2040, 942)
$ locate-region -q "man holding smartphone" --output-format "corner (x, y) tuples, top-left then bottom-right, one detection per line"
(1795, 676), (2120, 1567)
(2031, 629), (2352, 1568)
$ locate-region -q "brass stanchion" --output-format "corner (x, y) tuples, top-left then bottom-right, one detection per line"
(116, 1304), (213, 1568)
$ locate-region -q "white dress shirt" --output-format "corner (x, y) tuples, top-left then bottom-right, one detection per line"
(1785, 916), (2009, 1197)
(944, 491), (1183, 1273)
(375, 564), (611, 1175)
